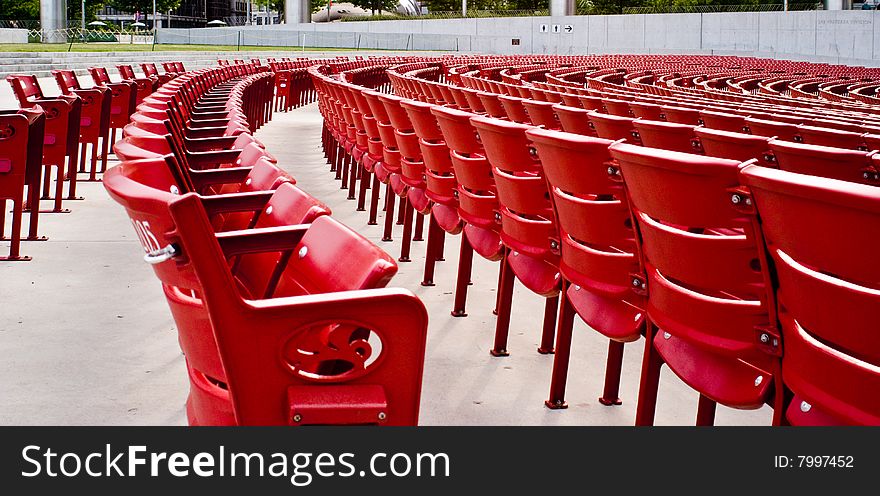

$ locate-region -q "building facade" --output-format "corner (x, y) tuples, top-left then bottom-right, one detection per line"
(97, 1), (249, 28)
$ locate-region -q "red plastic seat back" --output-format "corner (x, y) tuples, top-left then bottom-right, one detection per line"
(498, 95), (531, 124)
(399, 99), (457, 204)
(52, 70), (82, 93)
(661, 105), (702, 125)
(6, 75), (77, 166)
(741, 165), (880, 425)
(113, 135), (169, 161)
(521, 99), (560, 130)
(271, 215), (397, 297)
(695, 127), (773, 164)
(141, 63), (159, 77)
(796, 124), (866, 150)
(609, 143), (773, 358)
(589, 112), (639, 143)
(432, 106), (497, 229)
(528, 128), (643, 340)
(745, 117), (801, 141)
(767, 140), (877, 185)
(552, 104), (594, 136)
(476, 91), (507, 119)
(117, 65), (137, 80)
(471, 116), (556, 261)
(628, 101), (664, 120)
(460, 88), (486, 114)
(378, 93), (420, 161)
(863, 133), (880, 151)
(700, 110), (747, 133)
(632, 120), (699, 154)
(88, 67), (112, 85)
(602, 98), (633, 117)
(226, 183), (333, 298)
(578, 95), (605, 112)
(6, 74), (45, 106)
(0, 108), (43, 192)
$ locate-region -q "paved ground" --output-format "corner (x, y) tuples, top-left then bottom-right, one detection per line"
(0, 76), (772, 425)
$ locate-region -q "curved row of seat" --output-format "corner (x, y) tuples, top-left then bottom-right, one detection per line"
(0, 62), (185, 261)
(102, 60), (429, 426)
(311, 54), (880, 426)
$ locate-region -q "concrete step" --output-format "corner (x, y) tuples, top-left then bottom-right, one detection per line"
(0, 49), (404, 80)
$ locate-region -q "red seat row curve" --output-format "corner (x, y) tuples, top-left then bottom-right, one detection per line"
(102, 59), (429, 426)
(311, 54), (880, 426)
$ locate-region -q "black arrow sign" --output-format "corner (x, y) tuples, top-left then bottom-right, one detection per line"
(564, 25), (573, 33)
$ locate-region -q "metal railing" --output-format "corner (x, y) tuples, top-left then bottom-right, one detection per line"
(14, 27), (155, 48)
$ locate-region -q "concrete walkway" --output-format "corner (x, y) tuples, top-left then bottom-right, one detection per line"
(0, 96), (772, 425)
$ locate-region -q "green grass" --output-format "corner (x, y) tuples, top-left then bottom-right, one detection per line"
(0, 43), (362, 52)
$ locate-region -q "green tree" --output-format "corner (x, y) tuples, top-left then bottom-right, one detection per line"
(422, 0), (461, 11)
(347, 0), (400, 15)
(578, 0), (644, 14)
(0, 0), (40, 19)
(69, 0), (106, 23)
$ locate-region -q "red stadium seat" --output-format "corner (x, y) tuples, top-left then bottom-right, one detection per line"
(588, 112), (641, 143)
(141, 63), (174, 85)
(432, 105), (505, 318)
(399, 98), (463, 287)
(6, 74), (81, 216)
(694, 127), (773, 164)
(527, 128), (645, 409)
(552, 104), (595, 136)
(105, 157), (427, 425)
(609, 143), (781, 426)
(0, 107), (44, 260)
(744, 117), (801, 142)
(741, 165), (880, 425)
(117, 64), (158, 105)
(767, 140), (878, 185)
(498, 95), (532, 124)
(520, 99), (561, 130)
(470, 116), (560, 358)
(632, 119), (699, 154)
(88, 67), (137, 155)
(376, 92), (431, 264)
(699, 110), (747, 133)
(795, 124), (866, 150)
(52, 69), (112, 181)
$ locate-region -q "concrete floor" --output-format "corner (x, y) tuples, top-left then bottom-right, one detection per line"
(0, 78), (772, 426)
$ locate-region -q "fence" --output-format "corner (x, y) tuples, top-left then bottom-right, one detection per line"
(24, 28), (154, 45)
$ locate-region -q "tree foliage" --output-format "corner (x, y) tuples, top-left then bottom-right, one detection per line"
(345, 0), (402, 14)
(0, 0), (39, 19)
(70, 0), (107, 22)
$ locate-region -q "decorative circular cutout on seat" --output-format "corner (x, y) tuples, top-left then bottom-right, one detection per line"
(280, 322), (385, 383)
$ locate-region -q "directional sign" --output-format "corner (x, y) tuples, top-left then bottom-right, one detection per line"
(564, 25), (574, 33)
(539, 24), (548, 33)
(552, 24), (561, 33)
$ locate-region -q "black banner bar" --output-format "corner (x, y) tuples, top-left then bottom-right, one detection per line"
(0, 427), (876, 491)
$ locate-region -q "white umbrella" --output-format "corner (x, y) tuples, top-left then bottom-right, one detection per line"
(88, 20), (107, 26)
(207, 19), (227, 26)
(130, 21), (146, 27)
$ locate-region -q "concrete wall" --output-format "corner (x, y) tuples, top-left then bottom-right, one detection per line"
(157, 11), (880, 66)
(0, 29), (28, 44)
